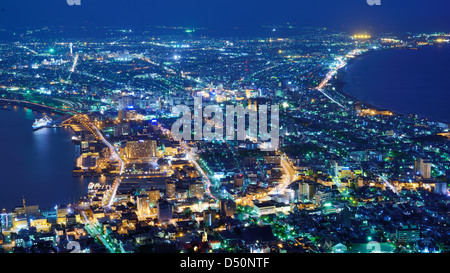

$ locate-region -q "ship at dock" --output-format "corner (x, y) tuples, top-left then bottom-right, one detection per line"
(32, 115), (53, 130)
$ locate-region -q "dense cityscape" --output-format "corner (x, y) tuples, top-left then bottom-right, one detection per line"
(0, 25), (449, 254)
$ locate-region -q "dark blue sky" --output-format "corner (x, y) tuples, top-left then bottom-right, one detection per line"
(0, 0), (449, 33)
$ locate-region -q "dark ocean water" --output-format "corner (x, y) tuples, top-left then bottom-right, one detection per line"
(343, 44), (450, 124)
(0, 106), (96, 211)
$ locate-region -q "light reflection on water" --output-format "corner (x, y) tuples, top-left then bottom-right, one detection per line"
(0, 105), (103, 211)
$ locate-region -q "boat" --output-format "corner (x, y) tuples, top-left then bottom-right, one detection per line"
(32, 115), (53, 130)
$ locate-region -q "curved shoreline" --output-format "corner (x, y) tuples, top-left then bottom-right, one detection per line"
(0, 99), (118, 211)
(0, 104), (86, 211)
(0, 98), (77, 116)
(335, 45), (450, 125)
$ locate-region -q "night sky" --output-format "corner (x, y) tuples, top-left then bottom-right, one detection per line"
(0, 0), (449, 33)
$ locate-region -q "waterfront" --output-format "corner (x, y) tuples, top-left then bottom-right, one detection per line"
(0, 23), (449, 254)
(0, 106), (97, 211)
(343, 44), (450, 124)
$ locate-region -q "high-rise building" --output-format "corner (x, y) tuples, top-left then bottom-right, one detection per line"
(56, 205), (70, 226)
(125, 140), (157, 159)
(435, 182), (448, 195)
(234, 174), (244, 188)
(422, 162), (432, 179)
(118, 96), (134, 109)
(299, 181), (316, 201)
(189, 182), (205, 199)
(118, 109), (124, 122)
(203, 208), (218, 227)
(1, 210), (13, 232)
(69, 42), (73, 56)
(25, 205), (40, 218)
(165, 181), (176, 199)
(13, 214), (28, 231)
(136, 195), (151, 216)
(415, 159), (423, 174)
(315, 190), (332, 207)
(263, 155), (281, 165)
(219, 199), (236, 217)
(114, 123), (131, 137)
(157, 200), (172, 223)
(134, 98), (148, 109)
(147, 189), (160, 206)
(81, 141), (90, 154)
(415, 158), (432, 179)
(74, 142), (81, 162)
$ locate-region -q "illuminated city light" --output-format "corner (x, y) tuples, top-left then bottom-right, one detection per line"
(353, 34), (372, 39)
(0, 15), (449, 256)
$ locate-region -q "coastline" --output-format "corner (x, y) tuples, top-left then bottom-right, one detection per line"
(0, 99), (116, 212)
(0, 103), (84, 211)
(334, 45), (450, 125)
(0, 98), (76, 117)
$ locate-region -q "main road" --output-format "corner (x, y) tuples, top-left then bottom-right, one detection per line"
(315, 49), (366, 109)
(81, 211), (122, 253)
(157, 122), (217, 201)
(315, 56), (347, 109)
(180, 141), (217, 200)
(74, 114), (125, 208)
(269, 153), (297, 195)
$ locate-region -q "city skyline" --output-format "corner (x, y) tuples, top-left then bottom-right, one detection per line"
(0, 0), (449, 258)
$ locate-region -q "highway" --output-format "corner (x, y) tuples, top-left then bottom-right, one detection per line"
(81, 211), (121, 253)
(180, 141), (217, 200)
(315, 49), (365, 109)
(379, 174), (400, 195)
(68, 53), (79, 80)
(269, 154), (298, 195)
(315, 56), (346, 109)
(91, 122), (125, 209)
(74, 114), (125, 208)
(156, 120), (218, 201)
(15, 44), (38, 55)
(169, 116), (295, 200)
